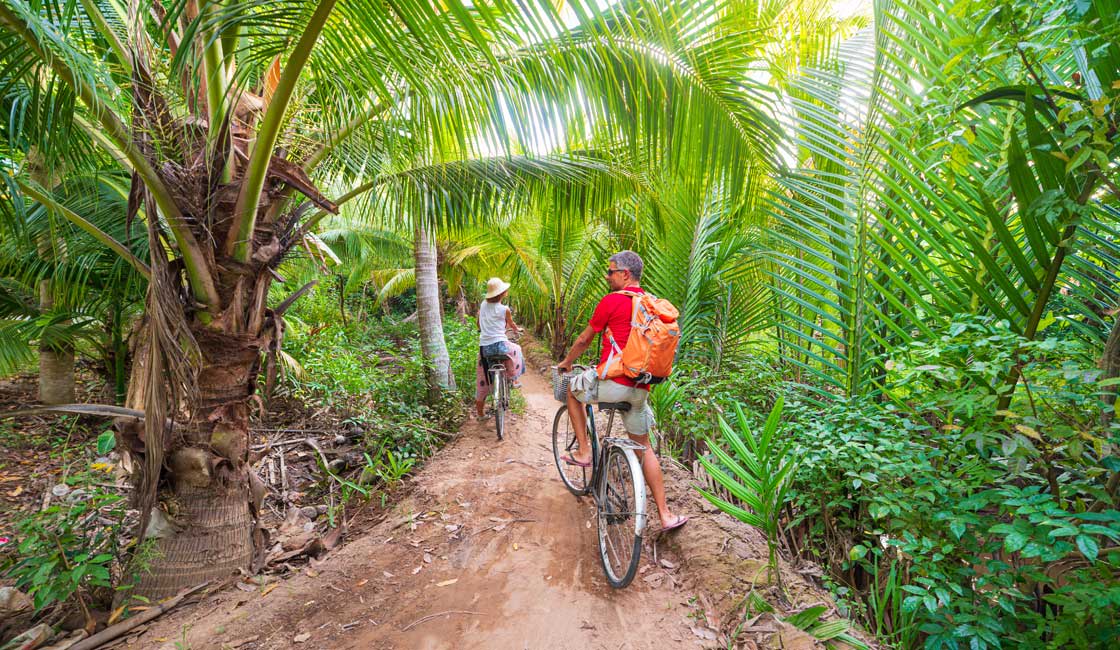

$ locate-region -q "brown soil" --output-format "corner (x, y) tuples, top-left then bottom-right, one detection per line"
(121, 369), (854, 650)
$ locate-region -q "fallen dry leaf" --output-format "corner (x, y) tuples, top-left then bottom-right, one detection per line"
(6, 486), (23, 497)
(411, 566), (422, 575)
(690, 625), (717, 641)
(356, 579), (369, 587)
(260, 583), (279, 597)
(293, 632), (310, 643)
(423, 553), (432, 563)
(435, 579), (458, 587)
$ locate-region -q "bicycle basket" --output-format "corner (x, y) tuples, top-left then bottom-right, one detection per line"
(551, 368), (575, 403)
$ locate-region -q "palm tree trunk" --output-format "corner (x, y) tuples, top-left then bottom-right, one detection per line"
(124, 290), (267, 601)
(38, 279), (74, 404)
(336, 274), (348, 326)
(414, 223), (455, 398)
(30, 153), (75, 405)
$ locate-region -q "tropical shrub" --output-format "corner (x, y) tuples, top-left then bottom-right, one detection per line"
(698, 397), (796, 588)
(3, 475), (132, 619)
(279, 286), (477, 460)
(778, 317), (1120, 649)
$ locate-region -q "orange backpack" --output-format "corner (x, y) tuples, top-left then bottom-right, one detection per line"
(596, 291), (681, 385)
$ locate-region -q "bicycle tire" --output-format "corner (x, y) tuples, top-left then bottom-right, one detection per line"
(597, 445), (645, 588)
(492, 368), (504, 440)
(551, 405), (590, 496)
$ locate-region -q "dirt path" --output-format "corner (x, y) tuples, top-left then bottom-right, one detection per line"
(133, 370), (722, 650)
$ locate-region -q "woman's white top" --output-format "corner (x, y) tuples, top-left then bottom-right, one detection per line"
(479, 301), (510, 346)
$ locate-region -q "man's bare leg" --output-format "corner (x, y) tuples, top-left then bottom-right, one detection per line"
(566, 389), (592, 465)
(628, 433), (680, 526)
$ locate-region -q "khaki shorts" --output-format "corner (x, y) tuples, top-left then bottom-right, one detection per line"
(568, 368), (655, 436)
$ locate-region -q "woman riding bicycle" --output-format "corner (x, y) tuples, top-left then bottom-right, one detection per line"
(475, 277), (525, 420)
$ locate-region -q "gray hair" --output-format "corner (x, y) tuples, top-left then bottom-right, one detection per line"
(609, 250), (644, 281)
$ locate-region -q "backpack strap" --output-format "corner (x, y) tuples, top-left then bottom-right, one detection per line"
(598, 291), (637, 379)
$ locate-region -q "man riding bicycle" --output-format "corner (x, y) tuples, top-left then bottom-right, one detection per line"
(556, 251), (688, 532)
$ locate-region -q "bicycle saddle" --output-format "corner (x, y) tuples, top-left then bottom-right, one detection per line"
(486, 354), (511, 362)
(598, 401), (632, 412)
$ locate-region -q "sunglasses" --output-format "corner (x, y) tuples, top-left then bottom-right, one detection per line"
(606, 268), (626, 276)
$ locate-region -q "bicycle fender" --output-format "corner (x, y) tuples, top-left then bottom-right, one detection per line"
(603, 437), (646, 451)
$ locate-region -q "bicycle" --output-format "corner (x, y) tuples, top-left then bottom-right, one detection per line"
(484, 328), (521, 441)
(550, 365), (648, 588)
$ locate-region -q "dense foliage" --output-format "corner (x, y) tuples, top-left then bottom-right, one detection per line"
(1, 0), (1117, 646)
(276, 284), (479, 459)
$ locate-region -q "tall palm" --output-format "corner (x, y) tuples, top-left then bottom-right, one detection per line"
(0, 0), (779, 597)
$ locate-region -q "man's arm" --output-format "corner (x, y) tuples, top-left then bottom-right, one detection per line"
(558, 325), (596, 372)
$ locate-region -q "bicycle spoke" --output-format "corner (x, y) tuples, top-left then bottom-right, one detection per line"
(598, 448), (640, 583)
(553, 405), (589, 495)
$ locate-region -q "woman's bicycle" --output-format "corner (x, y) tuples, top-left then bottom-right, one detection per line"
(484, 329), (521, 441)
(550, 365), (648, 588)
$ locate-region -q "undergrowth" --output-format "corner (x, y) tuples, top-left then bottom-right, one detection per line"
(661, 317), (1120, 649)
(277, 285), (477, 495)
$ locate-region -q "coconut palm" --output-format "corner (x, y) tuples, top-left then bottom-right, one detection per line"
(0, 0), (781, 597)
(0, 171), (149, 403)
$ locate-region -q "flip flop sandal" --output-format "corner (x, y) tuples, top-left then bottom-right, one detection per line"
(661, 515), (689, 532)
(561, 455), (591, 468)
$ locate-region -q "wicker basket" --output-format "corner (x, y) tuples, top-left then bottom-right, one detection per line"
(552, 368), (575, 403)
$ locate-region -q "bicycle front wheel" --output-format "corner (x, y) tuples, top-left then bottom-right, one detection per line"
(551, 405), (590, 496)
(492, 368), (505, 440)
(597, 445), (645, 588)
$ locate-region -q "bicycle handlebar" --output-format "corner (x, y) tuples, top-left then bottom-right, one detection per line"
(551, 363), (592, 373)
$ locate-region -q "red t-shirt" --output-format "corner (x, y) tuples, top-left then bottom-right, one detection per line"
(589, 286), (648, 390)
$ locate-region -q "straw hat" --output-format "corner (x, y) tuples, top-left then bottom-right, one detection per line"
(485, 277), (511, 299)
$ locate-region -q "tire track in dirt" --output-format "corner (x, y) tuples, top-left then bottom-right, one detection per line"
(132, 370), (708, 649)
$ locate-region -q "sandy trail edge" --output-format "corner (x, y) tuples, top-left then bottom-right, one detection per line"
(127, 369), (842, 650)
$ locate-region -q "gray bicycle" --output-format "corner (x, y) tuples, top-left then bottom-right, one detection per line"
(551, 365), (648, 588)
(485, 329), (521, 441)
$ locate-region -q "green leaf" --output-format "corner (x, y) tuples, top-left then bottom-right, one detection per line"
(1076, 535), (1099, 561)
(1065, 146), (1092, 175)
(785, 605), (828, 629)
(1004, 531), (1028, 553)
(96, 430), (116, 455)
(950, 520), (966, 540)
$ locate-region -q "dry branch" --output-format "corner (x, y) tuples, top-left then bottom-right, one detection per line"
(69, 581), (211, 650)
(401, 610), (483, 632)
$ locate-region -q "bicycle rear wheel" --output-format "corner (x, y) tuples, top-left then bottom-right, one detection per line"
(597, 445), (645, 588)
(551, 405), (590, 496)
(491, 368), (504, 440)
